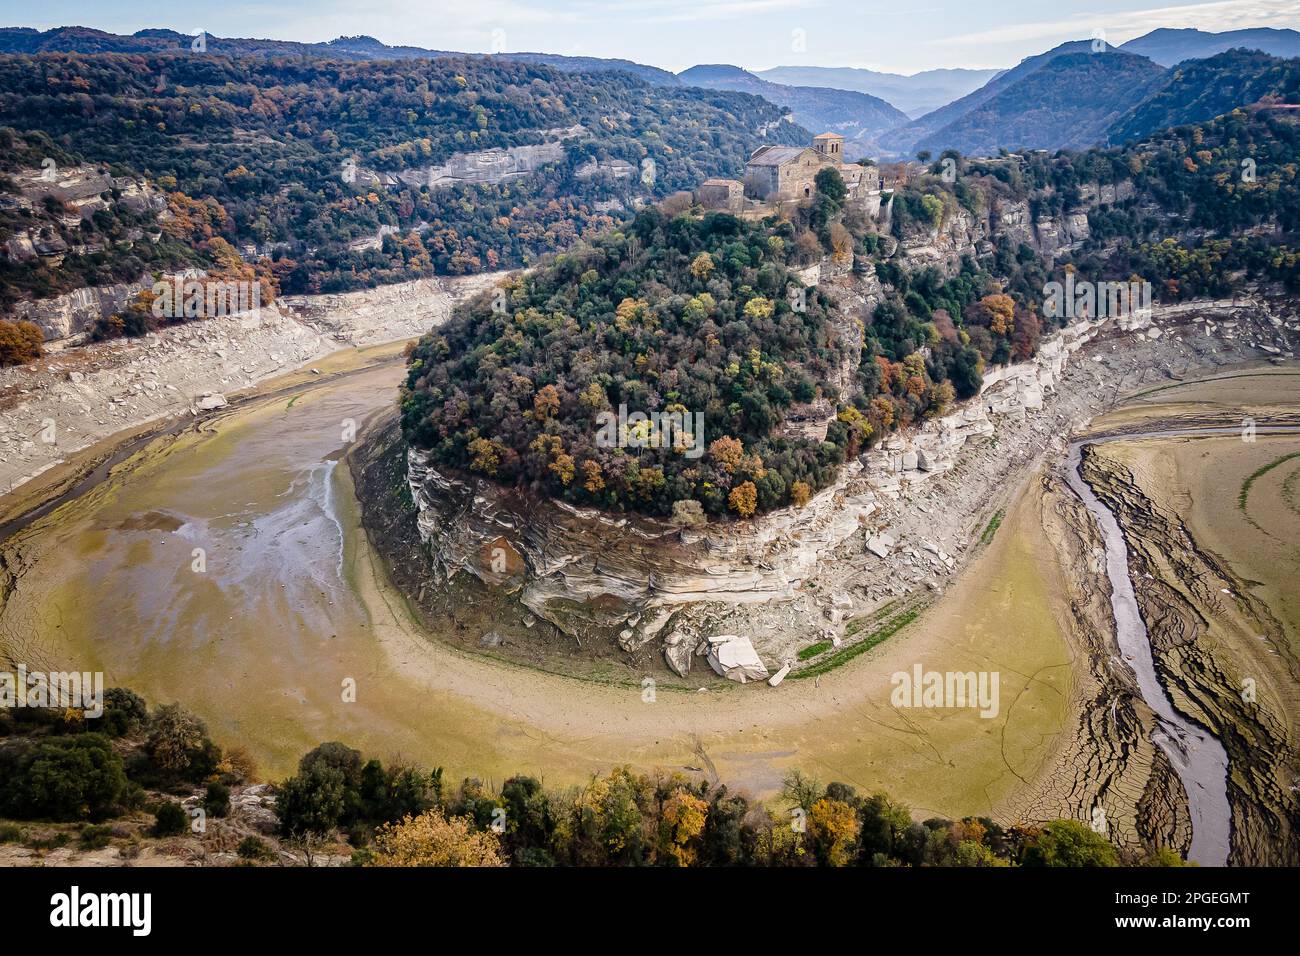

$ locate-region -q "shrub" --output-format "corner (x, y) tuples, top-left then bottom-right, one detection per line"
(0, 734), (127, 821)
(276, 742), (364, 837)
(95, 688), (148, 738)
(1022, 820), (1120, 867)
(0, 823), (23, 843)
(144, 704), (221, 782)
(369, 809), (506, 867)
(151, 800), (188, 837)
(203, 782), (231, 818)
(237, 835), (272, 861)
(219, 745), (258, 784)
(27, 831), (70, 850)
(78, 824), (113, 850)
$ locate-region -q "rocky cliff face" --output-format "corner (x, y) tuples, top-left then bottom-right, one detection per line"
(1, 164), (171, 339)
(893, 178), (1136, 276)
(9, 280), (151, 341)
(406, 445), (875, 650)
(278, 272), (507, 347)
(0, 273), (505, 496)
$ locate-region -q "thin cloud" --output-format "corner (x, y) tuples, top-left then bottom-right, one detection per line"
(929, 0), (1300, 50)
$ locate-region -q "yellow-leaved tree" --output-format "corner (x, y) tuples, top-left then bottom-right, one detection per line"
(370, 809), (507, 867)
(808, 797), (860, 867)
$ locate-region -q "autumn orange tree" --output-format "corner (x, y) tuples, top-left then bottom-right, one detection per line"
(0, 319), (44, 367)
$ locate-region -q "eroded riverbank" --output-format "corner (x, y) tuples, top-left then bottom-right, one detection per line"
(1071, 407), (1300, 865)
(0, 355), (1078, 820)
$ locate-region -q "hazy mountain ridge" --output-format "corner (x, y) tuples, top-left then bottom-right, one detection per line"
(756, 65), (1001, 117)
(911, 50), (1168, 155)
(1119, 27), (1300, 66)
(677, 63), (908, 152)
(875, 39), (1113, 155)
(0, 26), (682, 85)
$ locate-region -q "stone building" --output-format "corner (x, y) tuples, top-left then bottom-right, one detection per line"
(743, 132), (881, 208)
(744, 145), (826, 201)
(695, 178), (744, 213)
(878, 162), (910, 192)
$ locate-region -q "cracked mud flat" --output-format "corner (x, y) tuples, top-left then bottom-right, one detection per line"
(1072, 400), (1300, 865)
(1068, 437), (1232, 866)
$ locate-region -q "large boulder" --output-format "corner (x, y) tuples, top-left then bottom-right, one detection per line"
(664, 631), (695, 677)
(230, 784), (279, 835)
(704, 635), (769, 684)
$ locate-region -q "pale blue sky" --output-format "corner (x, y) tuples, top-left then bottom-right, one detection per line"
(1, 0), (1296, 73)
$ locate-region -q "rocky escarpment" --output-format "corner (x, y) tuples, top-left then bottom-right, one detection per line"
(8, 279), (159, 341)
(402, 290), (1300, 677)
(2, 163), (172, 339)
(0, 273), (505, 497)
(893, 179), (1137, 277)
(278, 272), (506, 348)
(352, 126), (585, 192)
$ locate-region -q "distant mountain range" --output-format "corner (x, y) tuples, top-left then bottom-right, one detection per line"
(877, 32), (1300, 159)
(0, 26), (683, 85)
(677, 64), (907, 152)
(754, 65), (1000, 117)
(911, 48), (1168, 156)
(876, 39), (1108, 155)
(4, 23), (1300, 162)
(1118, 27), (1300, 66)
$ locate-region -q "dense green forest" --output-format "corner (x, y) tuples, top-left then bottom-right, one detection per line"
(0, 690), (1180, 867)
(400, 105), (1300, 522)
(1108, 49), (1300, 146)
(908, 105), (1300, 304)
(0, 51), (802, 303)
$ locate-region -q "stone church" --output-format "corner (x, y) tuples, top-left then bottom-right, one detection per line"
(743, 133), (881, 208)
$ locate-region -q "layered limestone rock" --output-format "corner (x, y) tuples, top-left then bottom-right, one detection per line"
(353, 126), (585, 192)
(704, 635), (770, 683)
(9, 281), (150, 341)
(278, 272), (508, 347)
(0, 275), (505, 496)
(405, 448), (878, 645)
(897, 207), (987, 276)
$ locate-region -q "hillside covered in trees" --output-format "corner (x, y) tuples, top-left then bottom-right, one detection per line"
(0, 50), (803, 305)
(400, 171), (1033, 520)
(953, 106), (1300, 297)
(1108, 49), (1300, 146)
(402, 101), (1300, 522)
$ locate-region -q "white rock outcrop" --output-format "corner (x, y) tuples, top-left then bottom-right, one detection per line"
(704, 635), (770, 684)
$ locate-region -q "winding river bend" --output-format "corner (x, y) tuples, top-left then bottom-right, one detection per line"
(1065, 425), (1300, 867)
(0, 357), (1078, 815)
(8, 353), (1282, 847)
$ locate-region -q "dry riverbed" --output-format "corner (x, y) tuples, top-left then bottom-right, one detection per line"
(1, 298), (1297, 862)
